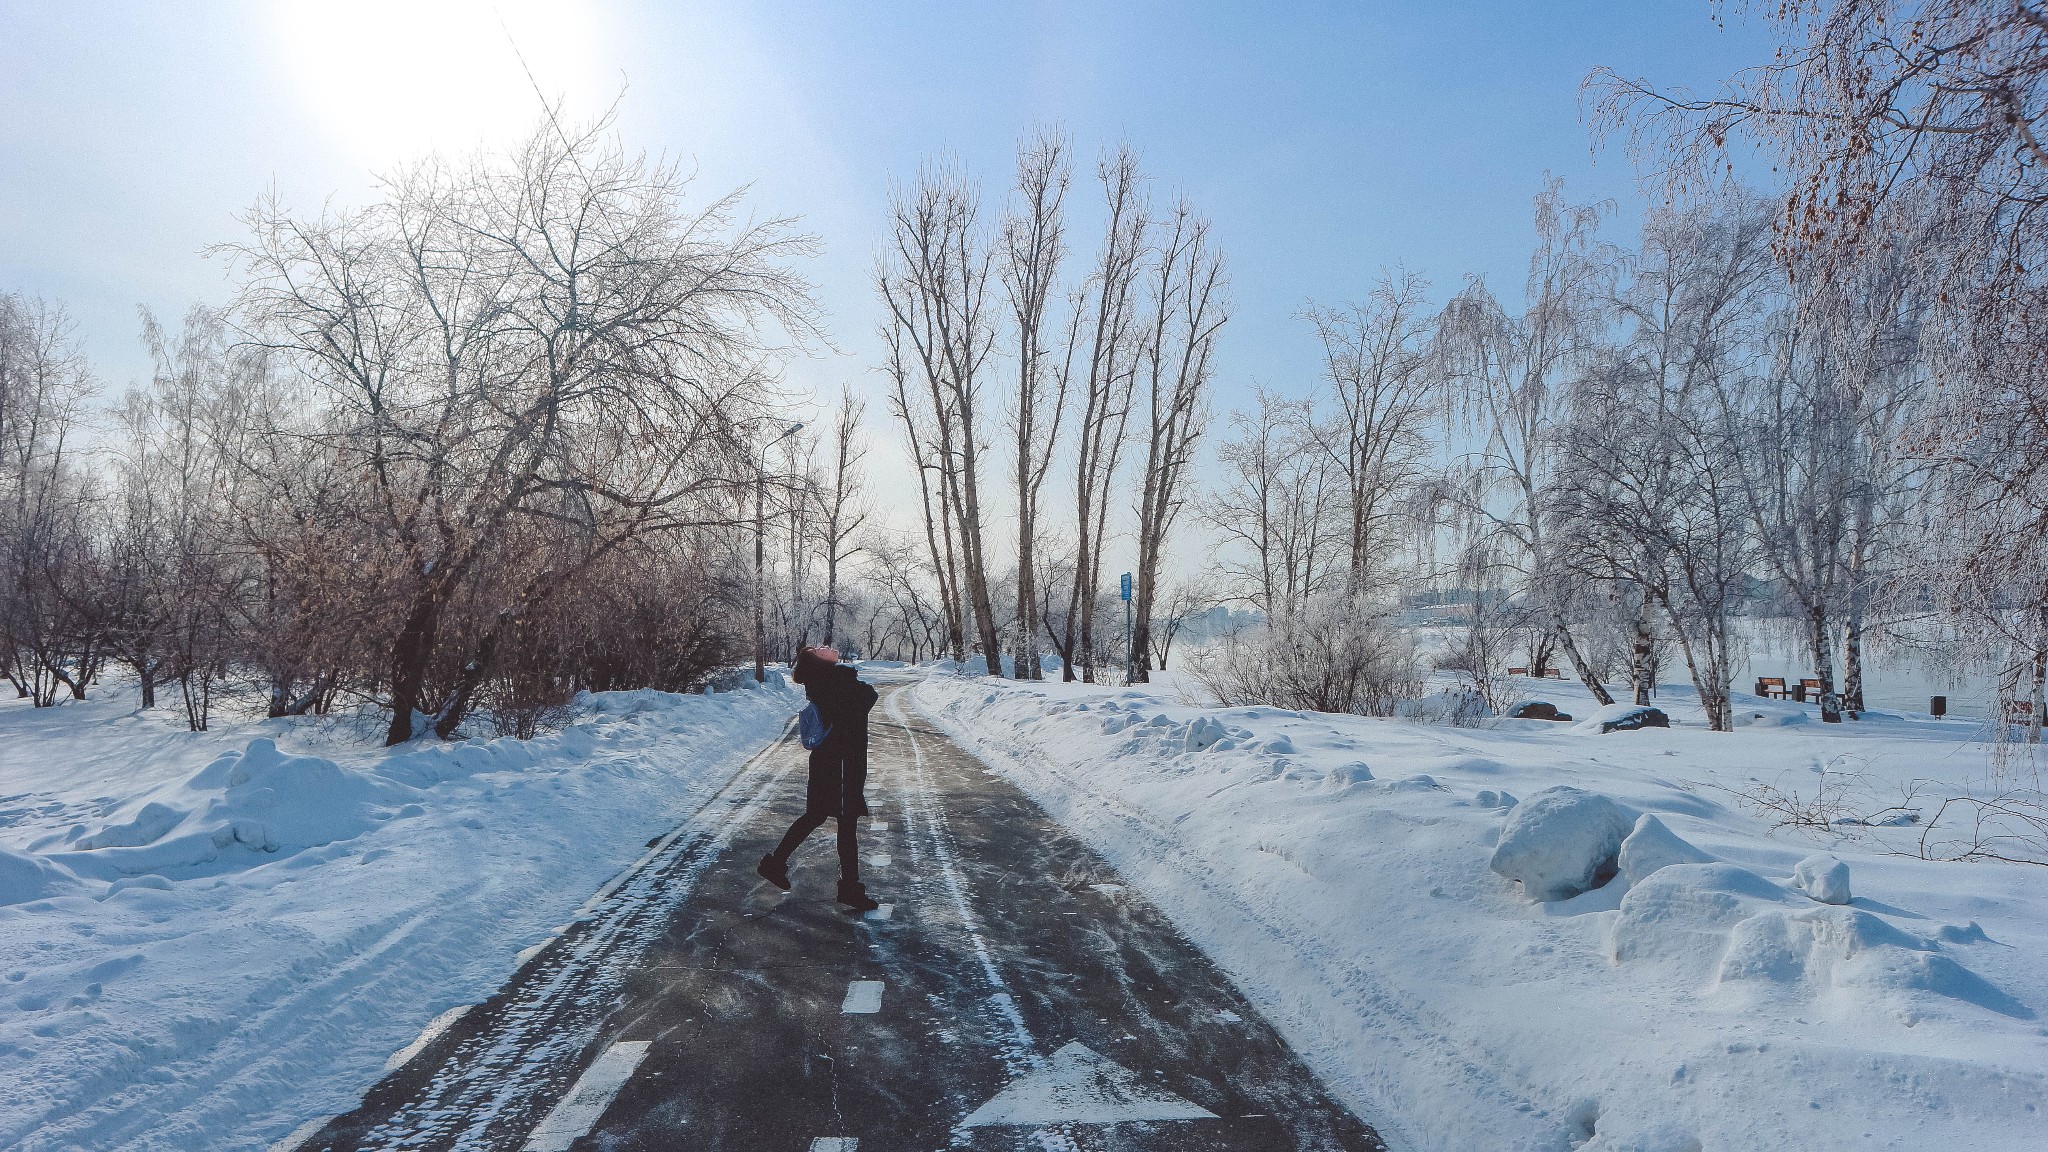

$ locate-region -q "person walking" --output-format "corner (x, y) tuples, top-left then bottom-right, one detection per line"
(756, 646), (881, 911)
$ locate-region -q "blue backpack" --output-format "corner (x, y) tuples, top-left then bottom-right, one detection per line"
(798, 703), (833, 750)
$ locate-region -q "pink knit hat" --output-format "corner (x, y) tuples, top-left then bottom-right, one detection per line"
(792, 646), (841, 684)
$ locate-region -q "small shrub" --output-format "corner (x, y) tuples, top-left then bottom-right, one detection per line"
(1192, 595), (1422, 717)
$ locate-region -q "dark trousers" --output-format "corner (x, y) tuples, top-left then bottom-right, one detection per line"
(771, 812), (859, 882)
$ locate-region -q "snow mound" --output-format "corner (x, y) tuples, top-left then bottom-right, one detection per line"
(1323, 762), (1374, 790)
(1575, 703), (1671, 733)
(1616, 813), (1714, 890)
(1183, 715), (1229, 752)
(1472, 789), (1517, 809)
(1609, 862), (1791, 967)
(75, 801), (186, 850)
(56, 738), (410, 880)
(1792, 854), (1851, 905)
(0, 844), (80, 907)
(1716, 905), (2033, 1018)
(1489, 786), (1640, 902)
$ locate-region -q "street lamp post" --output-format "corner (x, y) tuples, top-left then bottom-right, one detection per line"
(755, 421), (804, 683)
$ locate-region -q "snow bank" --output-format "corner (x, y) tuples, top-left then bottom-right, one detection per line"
(0, 677), (797, 1150)
(915, 669), (2048, 1152)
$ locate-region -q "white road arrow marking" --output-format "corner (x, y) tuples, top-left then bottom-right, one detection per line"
(958, 1042), (1218, 1128)
(521, 1040), (651, 1151)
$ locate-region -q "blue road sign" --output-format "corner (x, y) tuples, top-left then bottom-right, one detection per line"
(1120, 572), (1132, 601)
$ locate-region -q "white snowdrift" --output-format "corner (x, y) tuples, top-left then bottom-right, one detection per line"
(1489, 786), (1638, 901)
(914, 670), (2048, 1152)
(0, 679), (796, 1151)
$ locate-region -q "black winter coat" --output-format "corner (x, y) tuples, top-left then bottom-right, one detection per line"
(803, 664), (878, 818)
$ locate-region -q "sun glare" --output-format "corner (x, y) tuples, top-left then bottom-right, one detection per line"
(267, 0), (605, 168)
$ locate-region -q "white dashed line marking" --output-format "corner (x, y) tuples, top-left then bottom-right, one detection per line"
(866, 903), (894, 921)
(841, 980), (884, 1014)
(871, 820), (888, 832)
(870, 854), (893, 867)
(521, 1040), (652, 1151)
(811, 1139), (860, 1151)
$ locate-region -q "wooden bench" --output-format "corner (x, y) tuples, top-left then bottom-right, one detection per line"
(1793, 678), (1824, 703)
(2005, 699), (2038, 725)
(1542, 667), (1563, 679)
(1754, 676), (1789, 700)
(1507, 667), (1528, 676)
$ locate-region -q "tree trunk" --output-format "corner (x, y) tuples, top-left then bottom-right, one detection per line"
(952, 425), (1004, 675)
(1664, 605), (1733, 732)
(1016, 532), (1039, 680)
(1631, 596), (1656, 706)
(823, 558), (840, 650)
(384, 583), (444, 746)
(138, 661), (156, 710)
(433, 620), (507, 741)
(2032, 604), (2048, 745)
(1808, 603), (1840, 723)
(1553, 616), (1614, 705)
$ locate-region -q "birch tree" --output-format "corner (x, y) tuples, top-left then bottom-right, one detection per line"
(1435, 180), (1620, 704)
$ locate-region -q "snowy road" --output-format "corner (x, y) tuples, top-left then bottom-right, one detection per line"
(287, 686), (1384, 1151)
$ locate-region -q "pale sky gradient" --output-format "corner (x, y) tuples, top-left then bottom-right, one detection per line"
(0, 1), (1779, 563)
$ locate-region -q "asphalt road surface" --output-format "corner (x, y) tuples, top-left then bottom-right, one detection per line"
(290, 684), (1386, 1152)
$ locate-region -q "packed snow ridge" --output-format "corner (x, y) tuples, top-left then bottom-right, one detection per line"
(916, 669), (2048, 1152)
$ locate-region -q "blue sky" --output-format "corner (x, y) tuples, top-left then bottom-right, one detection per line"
(1, 1), (1779, 389)
(1, 0), (1781, 544)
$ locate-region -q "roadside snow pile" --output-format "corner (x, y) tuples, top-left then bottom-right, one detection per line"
(44, 739), (408, 881)
(0, 677), (796, 1151)
(915, 670), (2048, 1152)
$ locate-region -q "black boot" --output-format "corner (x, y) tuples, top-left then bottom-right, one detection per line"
(756, 854), (791, 891)
(836, 878), (879, 912)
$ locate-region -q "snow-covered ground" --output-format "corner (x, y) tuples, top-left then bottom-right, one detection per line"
(914, 669), (2048, 1152)
(0, 677), (795, 1151)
